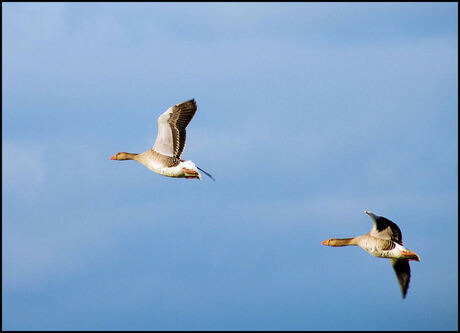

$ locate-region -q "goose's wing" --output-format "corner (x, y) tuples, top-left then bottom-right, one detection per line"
(366, 211), (403, 245)
(391, 259), (411, 299)
(152, 99), (197, 158)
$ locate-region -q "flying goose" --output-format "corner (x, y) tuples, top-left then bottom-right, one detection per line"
(322, 211), (420, 298)
(110, 99), (214, 181)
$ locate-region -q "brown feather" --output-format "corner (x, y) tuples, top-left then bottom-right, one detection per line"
(167, 99), (197, 158)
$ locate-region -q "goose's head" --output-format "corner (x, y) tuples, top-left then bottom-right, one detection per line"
(110, 152), (133, 161)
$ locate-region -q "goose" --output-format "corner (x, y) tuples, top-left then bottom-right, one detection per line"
(322, 210), (420, 298)
(110, 99), (214, 181)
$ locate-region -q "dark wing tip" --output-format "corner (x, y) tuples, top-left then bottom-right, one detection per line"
(177, 98), (196, 108)
(391, 259), (411, 299)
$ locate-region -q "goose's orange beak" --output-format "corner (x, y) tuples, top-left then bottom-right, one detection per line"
(110, 154), (116, 160)
(321, 240), (329, 246)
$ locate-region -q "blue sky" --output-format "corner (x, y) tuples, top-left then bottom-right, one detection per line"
(2, 2), (458, 330)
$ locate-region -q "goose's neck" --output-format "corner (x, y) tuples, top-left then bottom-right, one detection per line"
(125, 153), (139, 160)
(119, 153), (139, 161)
(325, 237), (360, 247)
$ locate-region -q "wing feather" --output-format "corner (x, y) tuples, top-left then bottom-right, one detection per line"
(152, 99), (197, 158)
(366, 212), (403, 245)
(391, 259), (411, 298)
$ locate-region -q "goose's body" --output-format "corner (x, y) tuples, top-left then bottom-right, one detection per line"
(110, 99), (214, 180)
(322, 211), (420, 298)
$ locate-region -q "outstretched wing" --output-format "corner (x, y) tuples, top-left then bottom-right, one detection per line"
(391, 259), (411, 299)
(366, 211), (403, 245)
(152, 99), (197, 158)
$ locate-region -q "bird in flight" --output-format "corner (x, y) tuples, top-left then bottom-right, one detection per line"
(110, 99), (214, 181)
(322, 210), (420, 298)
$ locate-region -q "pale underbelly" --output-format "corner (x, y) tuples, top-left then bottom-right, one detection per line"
(145, 164), (185, 178)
